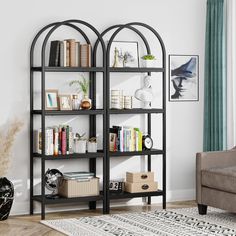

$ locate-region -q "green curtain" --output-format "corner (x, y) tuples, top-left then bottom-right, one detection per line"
(204, 0), (227, 151)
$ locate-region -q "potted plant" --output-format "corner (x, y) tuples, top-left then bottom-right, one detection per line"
(74, 133), (87, 153)
(87, 137), (97, 153)
(141, 54), (156, 67)
(0, 119), (23, 220)
(69, 74), (92, 110)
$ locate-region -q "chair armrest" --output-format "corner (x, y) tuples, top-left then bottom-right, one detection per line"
(196, 150), (236, 203)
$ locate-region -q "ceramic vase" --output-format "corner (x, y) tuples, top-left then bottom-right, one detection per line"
(0, 177), (14, 221)
(80, 95), (92, 110)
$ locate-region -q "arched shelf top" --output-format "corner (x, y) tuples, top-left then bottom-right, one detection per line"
(41, 19), (106, 67)
(106, 22), (166, 68)
(30, 22), (91, 67)
(93, 24), (151, 64)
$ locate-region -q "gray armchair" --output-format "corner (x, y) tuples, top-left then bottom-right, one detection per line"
(196, 149), (236, 214)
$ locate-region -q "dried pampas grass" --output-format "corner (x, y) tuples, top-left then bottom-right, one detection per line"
(0, 119), (23, 176)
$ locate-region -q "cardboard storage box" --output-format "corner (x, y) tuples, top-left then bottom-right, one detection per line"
(125, 181), (158, 193)
(126, 172), (154, 183)
(58, 177), (99, 198)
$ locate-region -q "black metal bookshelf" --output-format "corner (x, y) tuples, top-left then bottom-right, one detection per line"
(30, 20), (166, 220)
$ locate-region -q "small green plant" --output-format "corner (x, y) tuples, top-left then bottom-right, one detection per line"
(75, 132), (86, 140)
(69, 74), (89, 96)
(141, 54), (156, 60)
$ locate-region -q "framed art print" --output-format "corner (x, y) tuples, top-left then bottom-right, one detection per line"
(169, 55), (199, 102)
(45, 89), (59, 110)
(110, 41), (139, 68)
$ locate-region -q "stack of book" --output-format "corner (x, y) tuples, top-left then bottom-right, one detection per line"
(63, 172), (94, 181)
(34, 125), (74, 156)
(109, 126), (143, 152)
(49, 40), (91, 67)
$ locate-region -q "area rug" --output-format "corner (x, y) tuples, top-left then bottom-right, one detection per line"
(41, 207), (236, 236)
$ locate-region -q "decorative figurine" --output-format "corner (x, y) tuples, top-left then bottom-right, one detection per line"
(134, 75), (154, 109)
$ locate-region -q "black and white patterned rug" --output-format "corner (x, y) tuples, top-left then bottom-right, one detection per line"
(41, 207), (236, 235)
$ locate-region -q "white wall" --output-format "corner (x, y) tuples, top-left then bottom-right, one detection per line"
(0, 0), (206, 215)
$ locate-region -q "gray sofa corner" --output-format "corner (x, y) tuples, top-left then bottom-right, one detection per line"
(196, 149), (236, 214)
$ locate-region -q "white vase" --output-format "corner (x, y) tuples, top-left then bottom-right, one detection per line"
(87, 142), (97, 153)
(74, 140), (87, 153)
(142, 59), (156, 68)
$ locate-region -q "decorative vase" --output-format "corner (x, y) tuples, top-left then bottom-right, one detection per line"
(87, 142), (97, 153)
(74, 140), (87, 153)
(0, 177), (14, 221)
(80, 95), (92, 110)
(142, 59), (156, 68)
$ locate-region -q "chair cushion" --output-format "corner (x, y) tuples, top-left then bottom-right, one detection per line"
(202, 166), (236, 194)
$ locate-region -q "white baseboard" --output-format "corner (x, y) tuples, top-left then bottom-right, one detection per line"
(10, 188), (195, 216)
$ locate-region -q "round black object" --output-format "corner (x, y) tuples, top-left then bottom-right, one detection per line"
(45, 169), (63, 193)
(0, 177), (14, 221)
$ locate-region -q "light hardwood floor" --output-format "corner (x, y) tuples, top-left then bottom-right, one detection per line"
(0, 201), (196, 236)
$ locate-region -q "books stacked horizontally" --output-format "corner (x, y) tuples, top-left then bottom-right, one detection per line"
(63, 172), (94, 181)
(49, 40), (91, 67)
(109, 126), (143, 152)
(34, 125), (74, 156)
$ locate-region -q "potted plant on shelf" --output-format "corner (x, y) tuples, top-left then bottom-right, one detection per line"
(87, 137), (97, 153)
(74, 133), (87, 153)
(0, 119), (23, 220)
(69, 74), (92, 110)
(141, 54), (156, 68)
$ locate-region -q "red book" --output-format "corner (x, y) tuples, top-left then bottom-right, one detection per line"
(61, 128), (66, 155)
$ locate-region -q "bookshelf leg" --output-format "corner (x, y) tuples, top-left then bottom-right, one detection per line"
(30, 199), (33, 215)
(163, 194), (166, 209)
(41, 202), (45, 220)
(147, 196), (151, 205)
(89, 201), (96, 210)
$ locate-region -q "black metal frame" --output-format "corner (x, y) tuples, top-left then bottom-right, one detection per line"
(30, 20), (166, 219)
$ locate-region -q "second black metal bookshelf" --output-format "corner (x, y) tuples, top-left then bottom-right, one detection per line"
(30, 19), (166, 219)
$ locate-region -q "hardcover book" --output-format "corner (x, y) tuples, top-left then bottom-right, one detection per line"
(49, 40), (60, 67)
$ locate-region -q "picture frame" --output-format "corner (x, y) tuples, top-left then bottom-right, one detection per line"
(59, 95), (72, 110)
(110, 41), (139, 68)
(169, 55), (199, 102)
(45, 89), (59, 110)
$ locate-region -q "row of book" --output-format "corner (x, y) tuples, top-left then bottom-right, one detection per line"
(49, 39), (91, 67)
(34, 125), (74, 156)
(109, 126), (143, 152)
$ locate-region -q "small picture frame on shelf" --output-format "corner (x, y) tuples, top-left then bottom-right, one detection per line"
(45, 90), (59, 110)
(59, 95), (72, 110)
(110, 41), (139, 68)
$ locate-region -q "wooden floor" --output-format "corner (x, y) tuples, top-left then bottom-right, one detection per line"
(0, 201), (196, 236)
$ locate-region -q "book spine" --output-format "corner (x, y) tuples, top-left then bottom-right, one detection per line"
(34, 129), (42, 154)
(49, 41), (60, 67)
(75, 42), (81, 67)
(58, 126), (62, 155)
(59, 41), (64, 67)
(80, 44), (91, 67)
(50, 128), (54, 155)
(63, 40), (67, 67)
(61, 128), (66, 155)
(66, 126), (70, 155)
(138, 130), (143, 151)
(54, 127), (59, 156)
(66, 41), (70, 67)
(45, 129), (50, 155)
(68, 39), (76, 67)
(69, 127), (73, 154)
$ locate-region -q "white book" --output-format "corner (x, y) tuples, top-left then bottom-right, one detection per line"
(63, 40), (67, 67)
(54, 127), (59, 156)
(45, 128), (50, 155)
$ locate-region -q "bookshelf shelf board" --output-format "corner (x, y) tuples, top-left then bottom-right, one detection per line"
(32, 109), (104, 116)
(109, 108), (164, 114)
(109, 149), (164, 157)
(33, 151), (104, 160)
(108, 67), (165, 73)
(33, 194), (103, 204)
(109, 190), (163, 200)
(31, 66), (105, 72)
